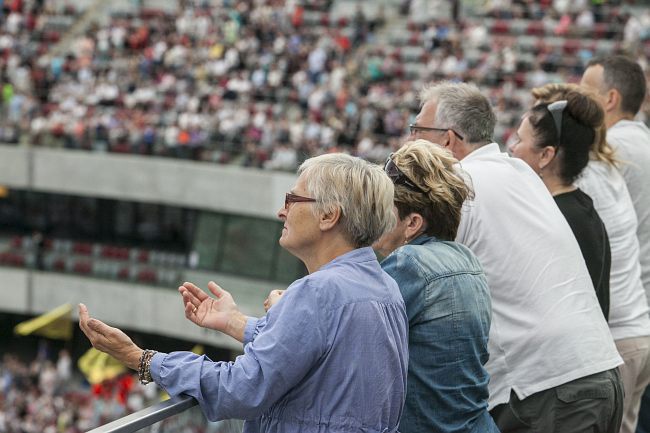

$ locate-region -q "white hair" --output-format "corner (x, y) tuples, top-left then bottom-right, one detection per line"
(299, 154), (396, 248)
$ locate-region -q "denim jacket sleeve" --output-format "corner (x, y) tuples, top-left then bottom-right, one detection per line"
(381, 248), (425, 324)
(150, 279), (326, 421)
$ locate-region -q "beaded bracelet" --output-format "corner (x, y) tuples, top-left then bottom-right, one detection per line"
(138, 349), (157, 385)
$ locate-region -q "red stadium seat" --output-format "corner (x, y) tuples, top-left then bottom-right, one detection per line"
(492, 20), (511, 35)
(73, 260), (92, 274)
(11, 236), (23, 248)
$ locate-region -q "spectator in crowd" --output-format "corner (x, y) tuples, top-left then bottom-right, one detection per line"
(411, 81), (623, 433)
(0, 350), (157, 432)
(581, 55), (650, 433)
(79, 153), (409, 432)
(509, 83), (611, 319)
(8, 0), (645, 169)
(514, 82), (650, 433)
(375, 140), (499, 433)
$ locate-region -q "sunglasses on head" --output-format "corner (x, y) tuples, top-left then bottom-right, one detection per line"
(547, 100), (568, 146)
(384, 155), (426, 194)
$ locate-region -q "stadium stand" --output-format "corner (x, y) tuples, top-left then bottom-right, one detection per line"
(0, 0), (649, 430)
(2, 0), (648, 167)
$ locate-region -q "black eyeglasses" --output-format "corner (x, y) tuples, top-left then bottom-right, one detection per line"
(547, 100), (567, 146)
(409, 123), (464, 141)
(384, 155), (426, 194)
(284, 192), (316, 209)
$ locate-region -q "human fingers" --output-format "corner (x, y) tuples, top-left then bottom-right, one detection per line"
(78, 308), (108, 348)
(78, 303), (93, 336)
(86, 317), (112, 337)
(181, 290), (199, 310)
(207, 281), (228, 299)
(181, 282), (209, 302)
(184, 300), (198, 319)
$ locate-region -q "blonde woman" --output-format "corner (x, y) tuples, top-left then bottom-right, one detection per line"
(374, 140), (499, 433)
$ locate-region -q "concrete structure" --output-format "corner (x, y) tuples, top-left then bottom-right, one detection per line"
(0, 146), (297, 349)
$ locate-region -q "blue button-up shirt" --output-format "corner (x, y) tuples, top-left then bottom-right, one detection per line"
(151, 247), (409, 432)
(381, 236), (499, 433)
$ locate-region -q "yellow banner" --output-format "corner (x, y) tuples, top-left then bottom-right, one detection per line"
(77, 347), (127, 384)
(14, 304), (73, 340)
(191, 344), (205, 355)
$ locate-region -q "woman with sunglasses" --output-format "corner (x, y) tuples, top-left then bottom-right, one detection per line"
(511, 83), (650, 433)
(374, 140), (500, 433)
(508, 84), (612, 320)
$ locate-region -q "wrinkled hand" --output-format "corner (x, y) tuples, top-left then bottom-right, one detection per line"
(78, 304), (142, 370)
(264, 290), (286, 312)
(179, 281), (248, 342)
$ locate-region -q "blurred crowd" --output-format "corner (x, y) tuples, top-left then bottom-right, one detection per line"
(0, 349), (159, 433)
(0, 0), (648, 171)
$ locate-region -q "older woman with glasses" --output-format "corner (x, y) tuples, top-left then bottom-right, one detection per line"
(374, 140), (499, 433)
(78, 153), (409, 433)
(511, 83), (650, 433)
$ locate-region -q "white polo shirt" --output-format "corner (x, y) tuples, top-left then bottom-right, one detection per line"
(457, 143), (622, 408)
(607, 120), (650, 304)
(576, 161), (650, 341)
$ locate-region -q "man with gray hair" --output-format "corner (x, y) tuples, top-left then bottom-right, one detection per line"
(581, 54), (650, 433)
(78, 153), (409, 433)
(410, 81), (624, 433)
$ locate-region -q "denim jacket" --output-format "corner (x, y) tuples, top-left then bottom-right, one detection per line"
(381, 236), (499, 433)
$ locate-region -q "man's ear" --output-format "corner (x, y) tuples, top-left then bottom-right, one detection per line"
(438, 129), (453, 149)
(319, 206), (342, 232)
(446, 130), (469, 160)
(604, 88), (620, 113)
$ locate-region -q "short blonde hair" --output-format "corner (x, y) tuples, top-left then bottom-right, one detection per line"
(531, 83), (618, 168)
(391, 140), (472, 240)
(299, 153), (396, 248)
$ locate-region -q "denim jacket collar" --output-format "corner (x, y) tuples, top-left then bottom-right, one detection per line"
(408, 234), (436, 247)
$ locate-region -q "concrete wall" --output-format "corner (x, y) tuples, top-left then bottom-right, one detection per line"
(0, 147), (30, 188)
(0, 146), (297, 218)
(0, 145), (297, 350)
(0, 267), (276, 350)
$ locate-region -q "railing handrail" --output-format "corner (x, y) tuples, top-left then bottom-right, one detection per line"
(86, 395), (197, 433)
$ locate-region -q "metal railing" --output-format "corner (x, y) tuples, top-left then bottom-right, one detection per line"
(86, 395), (245, 433)
(87, 395), (197, 433)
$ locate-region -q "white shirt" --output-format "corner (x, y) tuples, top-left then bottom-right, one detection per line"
(607, 120), (650, 304)
(577, 161), (650, 340)
(457, 143), (622, 408)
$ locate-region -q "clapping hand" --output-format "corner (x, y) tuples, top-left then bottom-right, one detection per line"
(263, 290), (286, 312)
(179, 281), (248, 342)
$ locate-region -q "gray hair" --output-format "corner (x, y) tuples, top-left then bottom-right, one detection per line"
(419, 82), (496, 145)
(298, 153), (396, 248)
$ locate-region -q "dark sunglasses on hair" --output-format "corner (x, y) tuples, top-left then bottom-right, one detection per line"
(284, 192), (316, 209)
(384, 155), (426, 194)
(547, 100), (568, 146)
